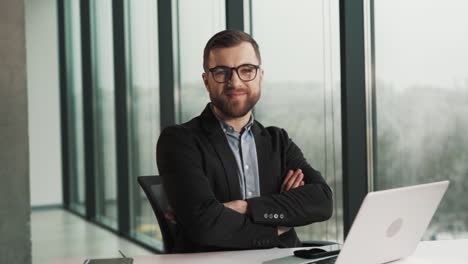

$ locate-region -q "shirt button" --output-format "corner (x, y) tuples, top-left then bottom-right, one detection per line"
(264, 213), (268, 219)
(279, 213), (284, 219)
(244, 165), (249, 170)
(247, 191), (252, 197)
(274, 213), (278, 219)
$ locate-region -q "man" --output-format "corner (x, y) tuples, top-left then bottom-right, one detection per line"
(156, 29), (332, 253)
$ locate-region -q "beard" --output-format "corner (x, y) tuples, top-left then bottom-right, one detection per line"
(209, 86), (261, 119)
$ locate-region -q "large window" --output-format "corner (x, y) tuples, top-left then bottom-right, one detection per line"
(90, 0), (118, 229)
(251, 0), (343, 242)
(64, 0), (85, 215)
(124, 0), (162, 249)
(374, 0), (468, 239)
(61, 0), (468, 252)
(176, 0), (226, 122)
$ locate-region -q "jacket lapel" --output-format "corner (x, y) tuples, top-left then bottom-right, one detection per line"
(200, 105), (242, 200)
(252, 122), (271, 195)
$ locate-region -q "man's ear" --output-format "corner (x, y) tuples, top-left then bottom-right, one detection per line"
(202, 72), (209, 89)
(259, 68), (264, 83)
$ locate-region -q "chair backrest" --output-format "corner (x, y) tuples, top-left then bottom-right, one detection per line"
(137, 175), (178, 253)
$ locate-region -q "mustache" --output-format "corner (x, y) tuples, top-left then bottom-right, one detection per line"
(223, 87), (248, 95)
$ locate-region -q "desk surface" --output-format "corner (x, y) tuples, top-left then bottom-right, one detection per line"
(54, 239), (468, 264)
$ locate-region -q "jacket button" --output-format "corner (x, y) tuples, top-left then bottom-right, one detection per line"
(279, 213), (284, 219)
(268, 213), (273, 219)
(274, 213), (278, 219)
(264, 213), (268, 219)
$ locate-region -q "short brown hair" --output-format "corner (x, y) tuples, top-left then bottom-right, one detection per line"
(203, 29), (261, 72)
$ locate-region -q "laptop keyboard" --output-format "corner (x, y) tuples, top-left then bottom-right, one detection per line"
(307, 256), (338, 264)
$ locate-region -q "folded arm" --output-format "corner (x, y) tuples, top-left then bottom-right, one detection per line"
(246, 130), (333, 227)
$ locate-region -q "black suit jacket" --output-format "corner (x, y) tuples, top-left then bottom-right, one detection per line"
(156, 104), (333, 252)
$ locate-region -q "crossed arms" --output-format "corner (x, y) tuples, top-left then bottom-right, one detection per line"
(156, 125), (333, 249)
(223, 169), (306, 235)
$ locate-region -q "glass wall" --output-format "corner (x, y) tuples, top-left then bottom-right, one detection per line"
(251, 0), (343, 242)
(63, 0), (85, 214)
(60, 0), (468, 251)
(124, 0), (162, 249)
(176, 0), (226, 122)
(374, 0), (468, 239)
(90, 0), (118, 229)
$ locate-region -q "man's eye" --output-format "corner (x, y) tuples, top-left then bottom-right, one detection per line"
(240, 68), (254, 74)
(214, 71), (226, 76)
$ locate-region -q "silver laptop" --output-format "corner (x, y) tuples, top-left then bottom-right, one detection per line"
(313, 180), (449, 264)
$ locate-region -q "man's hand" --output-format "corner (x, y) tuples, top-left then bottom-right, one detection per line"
(277, 226), (291, 236)
(280, 169), (304, 193)
(223, 200), (248, 214)
(276, 169), (304, 235)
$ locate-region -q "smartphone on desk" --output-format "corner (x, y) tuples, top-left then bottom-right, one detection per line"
(83, 257), (133, 264)
(294, 249), (340, 259)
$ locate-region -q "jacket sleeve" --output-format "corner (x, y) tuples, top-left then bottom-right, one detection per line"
(156, 126), (280, 249)
(246, 128), (333, 227)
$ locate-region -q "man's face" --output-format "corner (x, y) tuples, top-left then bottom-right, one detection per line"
(202, 42), (263, 119)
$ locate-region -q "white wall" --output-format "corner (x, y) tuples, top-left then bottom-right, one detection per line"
(25, 0), (63, 206)
(0, 0), (32, 261)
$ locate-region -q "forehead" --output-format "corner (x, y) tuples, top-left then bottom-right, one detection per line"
(207, 42), (259, 68)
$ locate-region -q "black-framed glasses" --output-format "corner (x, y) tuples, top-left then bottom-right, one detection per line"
(208, 64), (260, 83)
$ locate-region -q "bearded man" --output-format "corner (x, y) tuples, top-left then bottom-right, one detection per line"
(156, 29), (333, 253)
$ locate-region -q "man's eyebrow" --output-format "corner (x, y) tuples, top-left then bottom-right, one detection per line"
(212, 63), (257, 68)
(211, 65), (230, 68)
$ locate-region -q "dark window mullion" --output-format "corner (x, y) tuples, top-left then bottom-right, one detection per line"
(80, 0), (96, 220)
(112, 0), (131, 235)
(57, 0), (70, 209)
(226, 0), (244, 30)
(339, 0), (370, 238)
(158, 0), (176, 129)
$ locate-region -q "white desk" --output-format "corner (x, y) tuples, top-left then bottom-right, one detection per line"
(54, 239), (468, 264)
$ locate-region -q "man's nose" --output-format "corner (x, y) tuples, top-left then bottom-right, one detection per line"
(227, 69), (243, 86)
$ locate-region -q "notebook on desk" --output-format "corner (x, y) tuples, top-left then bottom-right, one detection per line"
(307, 180), (449, 264)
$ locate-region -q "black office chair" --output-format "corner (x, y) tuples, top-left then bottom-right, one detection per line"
(138, 175), (335, 253)
(137, 175), (180, 253)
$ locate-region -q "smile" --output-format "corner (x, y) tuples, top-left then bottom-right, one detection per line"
(225, 91), (247, 98)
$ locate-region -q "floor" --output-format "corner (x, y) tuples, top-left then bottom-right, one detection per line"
(31, 209), (154, 264)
